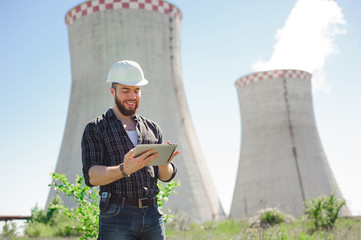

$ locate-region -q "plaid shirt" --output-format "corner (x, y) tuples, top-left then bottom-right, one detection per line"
(81, 108), (177, 199)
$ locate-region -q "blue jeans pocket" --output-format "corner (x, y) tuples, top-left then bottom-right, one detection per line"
(100, 203), (121, 218)
(156, 207), (163, 217)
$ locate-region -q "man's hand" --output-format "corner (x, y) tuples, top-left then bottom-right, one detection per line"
(88, 149), (158, 186)
(122, 148), (159, 175)
(165, 141), (180, 164)
(158, 141), (180, 181)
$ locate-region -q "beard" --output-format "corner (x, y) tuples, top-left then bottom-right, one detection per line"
(114, 94), (139, 116)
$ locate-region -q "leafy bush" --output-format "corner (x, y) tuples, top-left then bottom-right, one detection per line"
(24, 196), (81, 238)
(157, 180), (180, 223)
(49, 173), (100, 239)
(305, 192), (345, 231)
(260, 209), (285, 228)
(27, 196), (62, 226)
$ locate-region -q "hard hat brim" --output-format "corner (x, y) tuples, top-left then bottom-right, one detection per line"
(106, 78), (148, 86)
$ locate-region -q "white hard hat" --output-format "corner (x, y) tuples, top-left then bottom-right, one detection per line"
(106, 60), (148, 86)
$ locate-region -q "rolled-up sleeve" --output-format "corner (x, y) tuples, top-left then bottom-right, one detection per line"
(81, 122), (104, 187)
(155, 162), (177, 183)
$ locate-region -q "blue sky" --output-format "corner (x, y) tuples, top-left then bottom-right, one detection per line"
(0, 0), (360, 218)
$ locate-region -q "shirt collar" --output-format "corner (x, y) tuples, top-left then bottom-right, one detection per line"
(106, 108), (139, 122)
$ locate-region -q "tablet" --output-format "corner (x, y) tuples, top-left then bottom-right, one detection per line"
(133, 144), (178, 166)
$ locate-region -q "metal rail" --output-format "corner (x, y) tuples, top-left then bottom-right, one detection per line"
(0, 216), (30, 221)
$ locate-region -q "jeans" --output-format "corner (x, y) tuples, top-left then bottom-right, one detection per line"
(98, 203), (165, 240)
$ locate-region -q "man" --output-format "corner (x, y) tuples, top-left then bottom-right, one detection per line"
(81, 60), (179, 240)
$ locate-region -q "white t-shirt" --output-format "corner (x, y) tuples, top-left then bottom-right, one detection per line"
(126, 130), (138, 147)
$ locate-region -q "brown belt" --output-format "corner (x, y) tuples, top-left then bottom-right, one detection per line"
(110, 197), (157, 208)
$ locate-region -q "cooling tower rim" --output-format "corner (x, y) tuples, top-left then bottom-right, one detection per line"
(234, 69), (312, 88)
(65, 0), (182, 26)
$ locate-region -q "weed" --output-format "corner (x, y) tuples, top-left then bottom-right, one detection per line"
(1, 222), (17, 238)
(260, 209), (285, 228)
(305, 192), (345, 232)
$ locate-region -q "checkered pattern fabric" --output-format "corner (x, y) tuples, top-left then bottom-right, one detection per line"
(81, 108), (177, 198)
(235, 69), (312, 88)
(65, 0), (182, 25)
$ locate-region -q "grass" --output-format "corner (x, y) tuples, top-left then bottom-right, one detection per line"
(164, 216), (361, 240)
(3, 215), (360, 239)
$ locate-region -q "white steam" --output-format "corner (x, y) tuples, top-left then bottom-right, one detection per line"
(252, 0), (346, 92)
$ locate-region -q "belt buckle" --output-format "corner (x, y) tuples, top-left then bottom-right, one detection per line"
(138, 198), (148, 208)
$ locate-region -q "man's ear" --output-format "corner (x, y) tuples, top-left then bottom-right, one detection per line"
(110, 86), (115, 97)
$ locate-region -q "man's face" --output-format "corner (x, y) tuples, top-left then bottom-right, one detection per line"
(113, 84), (141, 116)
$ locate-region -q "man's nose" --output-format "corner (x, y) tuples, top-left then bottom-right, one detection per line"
(128, 91), (137, 98)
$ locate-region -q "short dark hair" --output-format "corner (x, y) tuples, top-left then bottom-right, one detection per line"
(111, 82), (118, 89)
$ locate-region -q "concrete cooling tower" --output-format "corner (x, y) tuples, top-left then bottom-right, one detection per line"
(230, 69), (349, 218)
(47, 0), (225, 222)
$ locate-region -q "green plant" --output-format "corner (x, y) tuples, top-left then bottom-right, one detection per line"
(24, 222), (54, 238)
(24, 196), (80, 238)
(27, 196), (62, 226)
(260, 209), (285, 228)
(264, 226), (289, 240)
(305, 192), (345, 232)
(163, 217), (361, 240)
(157, 180), (180, 223)
(49, 172), (100, 239)
(1, 221), (17, 238)
(27, 204), (47, 225)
